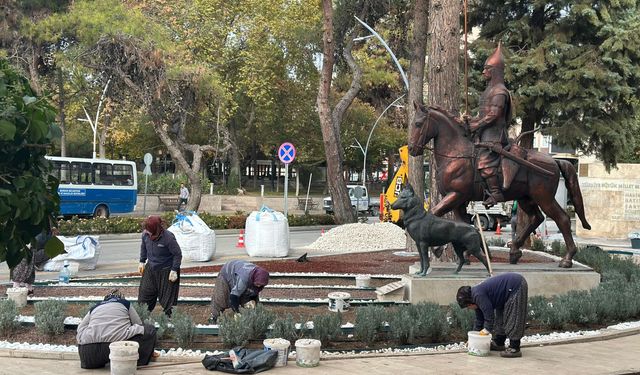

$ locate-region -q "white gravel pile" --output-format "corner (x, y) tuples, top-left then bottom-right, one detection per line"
(304, 223), (407, 252)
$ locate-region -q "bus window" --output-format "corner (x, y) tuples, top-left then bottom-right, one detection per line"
(70, 162), (92, 184)
(51, 161), (71, 184)
(94, 163), (113, 185)
(113, 164), (134, 186)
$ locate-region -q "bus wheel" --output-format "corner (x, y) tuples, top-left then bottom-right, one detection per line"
(94, 205), (109, 219)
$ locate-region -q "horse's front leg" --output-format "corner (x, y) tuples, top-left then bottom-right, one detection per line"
(430, 192), (466, 217)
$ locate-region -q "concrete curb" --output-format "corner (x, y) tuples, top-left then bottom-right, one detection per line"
(1, 325), (638, 363)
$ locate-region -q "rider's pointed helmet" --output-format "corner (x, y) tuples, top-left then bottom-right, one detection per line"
(484, 41), (505, 71)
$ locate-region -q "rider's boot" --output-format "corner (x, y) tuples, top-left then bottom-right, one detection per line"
(483, 175), (504, 208)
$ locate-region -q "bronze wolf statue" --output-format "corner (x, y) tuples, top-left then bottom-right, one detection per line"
(391, 184), (491, 276)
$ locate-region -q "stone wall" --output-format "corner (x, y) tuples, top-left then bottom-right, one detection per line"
(577, 162), (640, 239)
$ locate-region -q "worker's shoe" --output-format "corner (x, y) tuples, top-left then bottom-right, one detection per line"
(490, 340), (506, 351)
(500, 348), (522, 358)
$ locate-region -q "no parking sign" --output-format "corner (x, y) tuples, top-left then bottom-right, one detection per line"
(278, 142), (296, 164)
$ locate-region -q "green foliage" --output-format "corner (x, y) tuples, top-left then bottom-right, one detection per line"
(409, 303), (449, 342)
(133, 302), (151, 323)
(267, 314), (299, 343)
(0, 59), (63, 267)
(307, 312), (342, 346)
(171, 308), (196, 348)
(389, 305), (415, 345)
(355, 305), (388, 346)
(448, 303), (475, 334)
(34, 300), (67, 336)
(0, 299), (19, 335)
(530, 237), (546, 251)
(139, 173), (212, 194)
(147, 312), (170, 339)
(486, 237), (507, 247)
(550, 240), (567, 257)
(219, 305), (275, 347)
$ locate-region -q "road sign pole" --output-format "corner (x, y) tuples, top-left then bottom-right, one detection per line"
(143, 174), (149, 216)
(284, 163), (289, 218)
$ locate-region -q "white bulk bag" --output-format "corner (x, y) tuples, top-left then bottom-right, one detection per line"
(43, 235), (101, 271)
(245, 206), (290, 257)
(168, 211), (216, 262)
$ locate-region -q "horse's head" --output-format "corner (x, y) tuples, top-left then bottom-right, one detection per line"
(408, 102), (468, 157)
(408, 101), (433, 156)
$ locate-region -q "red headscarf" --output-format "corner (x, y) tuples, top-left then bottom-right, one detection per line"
(144, 215), (164, 241)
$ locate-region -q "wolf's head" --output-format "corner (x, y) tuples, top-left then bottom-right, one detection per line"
(390, 184), (418, 211)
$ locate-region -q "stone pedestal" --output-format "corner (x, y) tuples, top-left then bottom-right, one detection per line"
(399, 262), (600, 305)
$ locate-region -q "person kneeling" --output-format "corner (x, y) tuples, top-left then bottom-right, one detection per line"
(76, 289), (158, 369)
(456, 272), (528, 358)
(209, 260), (269, 324)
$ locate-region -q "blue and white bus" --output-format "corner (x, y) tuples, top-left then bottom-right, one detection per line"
(46, 156), (138, 218)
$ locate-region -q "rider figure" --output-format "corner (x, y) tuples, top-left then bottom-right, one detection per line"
(464, 43), (512, 208)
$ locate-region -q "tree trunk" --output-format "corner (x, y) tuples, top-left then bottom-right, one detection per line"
(98, 111), (111, 159)
(251, 140), (257, 189)
(428, 0), (461, 262)
(317, 0), (357, 224)
(57, 69), (67, 157)
(406, 0), (429, 251)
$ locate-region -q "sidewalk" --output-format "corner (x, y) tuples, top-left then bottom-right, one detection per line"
(1, 332), (638, 375)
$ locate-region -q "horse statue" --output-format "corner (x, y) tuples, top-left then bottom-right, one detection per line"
(408, 102), (591, 268)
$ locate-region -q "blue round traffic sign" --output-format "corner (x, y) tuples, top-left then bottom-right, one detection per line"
(278, 142), (296, 164)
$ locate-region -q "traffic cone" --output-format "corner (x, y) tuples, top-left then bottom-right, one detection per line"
(236, 229), (245, 248)
(321, 228), (325, 236)
(495, 219), (501, 235)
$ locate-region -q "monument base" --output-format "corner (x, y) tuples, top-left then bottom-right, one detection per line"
(398, 261), (600, 305)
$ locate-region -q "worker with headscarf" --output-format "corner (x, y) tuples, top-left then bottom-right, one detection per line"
(138, 215), (182, 317)
(209, 260), (270, 324)
(76, 289), (158, 369)
(456, 272), (528, 358)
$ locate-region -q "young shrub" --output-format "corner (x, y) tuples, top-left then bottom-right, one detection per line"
(219, 312), (252, 347)
(268, 314), (299, 343)
(486, 237), (506, 247)
(133, 302), (151, 322)
(308, 312), (342, 346)
(355, 305), (387, 346)
(528, 295), (550, 323)
(147, 312), (170, 339)
(448, 303), (475, 334)
(171, 308), (196, 348)
(389, 305), (414, 345)
(34, 300), (67, 336)
(550, 240), (566, 257)
(410, 302), (449, 342)
(0, 299), (19, 335)
(538, 298), (569, 330)
(559, 290), (597, 325)
(245, 304), (276, 340)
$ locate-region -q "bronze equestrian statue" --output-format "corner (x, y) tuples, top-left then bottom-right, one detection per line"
(407, 45), (591, 268)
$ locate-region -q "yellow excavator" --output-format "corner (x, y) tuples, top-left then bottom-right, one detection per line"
(380, 145), (429, 225)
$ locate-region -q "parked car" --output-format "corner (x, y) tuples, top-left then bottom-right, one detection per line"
(323, 185), (379, 216)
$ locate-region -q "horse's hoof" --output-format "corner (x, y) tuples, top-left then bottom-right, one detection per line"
(559, 259), (573, 268)
(509, 251), (522, 264)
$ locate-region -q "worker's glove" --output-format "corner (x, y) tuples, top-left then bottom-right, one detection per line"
(168, 270), (178, 282)
(229, 294), (240, 313)
(479, 328), (491, 336)
(138, 263), (145, 275)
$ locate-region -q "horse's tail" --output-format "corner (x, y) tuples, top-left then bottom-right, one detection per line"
(556, 160), (591, 230)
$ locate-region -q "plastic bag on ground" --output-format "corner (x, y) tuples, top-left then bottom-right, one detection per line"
(202, 347), (278, 373)
(168, 211), (216, 261)
(43, 235), (101, 271)
(245, 206), (289, 258)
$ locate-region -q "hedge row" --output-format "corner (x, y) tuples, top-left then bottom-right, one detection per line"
(56, 212), (335, 235)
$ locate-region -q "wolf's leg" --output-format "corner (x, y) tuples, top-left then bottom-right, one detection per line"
(417, 244), (430, 277)
(415, 243), (426, 276)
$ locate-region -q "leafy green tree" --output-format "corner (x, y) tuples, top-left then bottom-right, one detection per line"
(469, 0), (640, 169)
(0, 59), (63, 267)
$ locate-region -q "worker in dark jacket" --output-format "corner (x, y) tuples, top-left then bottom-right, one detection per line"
(456, 272), (528, 358)
(209, 260), (270, 324)
(138, 216), (182, 317)
(77, 289), (157, 369)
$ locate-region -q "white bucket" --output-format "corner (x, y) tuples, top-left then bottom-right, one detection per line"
(264, 338), (290, 367)
(327, 292), (351, 312)
(6, 287), (28, 308)
(109, 341), (139, 375)
(467, 331), (492, 357)
(294, 339), (321, 367)
(355, 275), (371, 288)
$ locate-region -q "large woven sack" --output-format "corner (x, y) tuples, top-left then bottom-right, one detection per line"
(168, 211), (216, 261)
(43, 235), (101, 271)
(245, 206), (289, 257)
